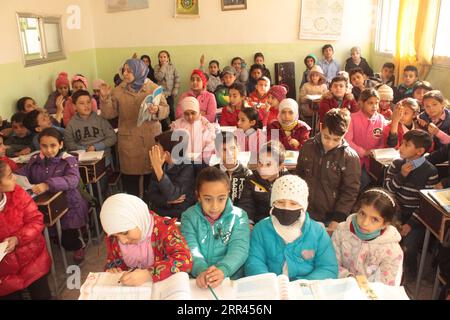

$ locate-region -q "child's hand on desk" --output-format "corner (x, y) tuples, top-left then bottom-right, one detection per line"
(363, 149), (373, 157)
(400, 224), (412, 237)
(119, 269), (151, 287)
(106, 268), (122, 274)
(196, 271), (209, 289)
(4, 236), (18, 253)
(205, 266), (225, 289)
(434, 182), (444, 189)
(32, 183), (49, 195)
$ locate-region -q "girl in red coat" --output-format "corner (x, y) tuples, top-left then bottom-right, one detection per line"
(220, 83), (248, 127)
(267, 99), (311, 151)
(100, 193), (192, 286)
(0, 160), (51, 299)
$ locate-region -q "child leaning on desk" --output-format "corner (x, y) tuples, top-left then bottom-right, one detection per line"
(100, 193), (192, 286)
(0, 160), (52, 299)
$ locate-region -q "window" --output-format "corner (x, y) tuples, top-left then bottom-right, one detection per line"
(375, 0), (400, 55)
(16, 13), (65, 67)
(434, 0), (450, 65)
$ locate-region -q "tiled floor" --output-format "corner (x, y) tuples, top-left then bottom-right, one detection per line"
(53, 241), (442, 300)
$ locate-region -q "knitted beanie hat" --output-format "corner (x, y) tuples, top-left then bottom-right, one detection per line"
(278, 98), (299, 122)
(55, 72), (69, 88)
(72, 74), (89, 89)
(268, 85), (288, 102)
(377, 84), (394, 101)
(191, 69), (208, 89)
(181, 96), (200, 113)
(270, 175), (309, 209)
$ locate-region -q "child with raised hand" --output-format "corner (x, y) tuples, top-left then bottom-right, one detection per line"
(181, 167), (250, 288)
(253, 52), (272, 81)
(199, 55), (221, 93)
(235, 107), (266, 156)
(261, 85), (288, 127)
(220, 83), (248, 127)
(44, 71), (71, 115)
(318, 75), (359, 123)
(345, 88), (389, 189)
(394, 65), (419, 103)
(267, 99), (311, 151)
(245, 175), (338, 281)
(0, 160), (52, 299)
(213, 132), (252, 205)
(383, 98), (420, 149)
(384, 130), (438, 280)
(17, 127), (89, 264)
(332, 188), (403, 286)
(417, 90), (450, 150)
(100, 193), (192, 285)
(239, 141), (289, 227)
(299, 65), (328, 118)
(148, 130), (195, 219)
(154, 50), (180, 123)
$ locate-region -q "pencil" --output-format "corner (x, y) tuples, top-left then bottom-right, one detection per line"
(208, 285), (219, 300)
(118, 267), (138, 284)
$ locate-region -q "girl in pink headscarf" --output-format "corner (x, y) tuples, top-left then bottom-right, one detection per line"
(63, 74), (98, 126)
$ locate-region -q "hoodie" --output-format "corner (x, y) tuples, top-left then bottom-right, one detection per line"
(331, 214), (404, 286)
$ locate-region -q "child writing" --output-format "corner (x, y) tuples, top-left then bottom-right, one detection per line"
(394, 65), (419, 103)
(219, 83), (248, 127)
(383, 98), (419, 149)
(296, 108), (361, 231)
(235, 107), (267, 159)
(154, 50), (180, 123)
(345, 88), (389, 189)
(4, 113), (34, 158)
(0, 160), (52, 299)
(261, 85), (288, 127)
(213, 132), (252, 205)
(63, 74), (98, 126)
(199, 55), (221, 93)
(417, 90), (450, 151)
(300, 53), (317, 88)
(181, 167), (250, 288)
(100, 193), (193, 285)
(17, 128), (89, 264)
(384, 130), (438, 280)
(64, 90), (117, 166)
(377, 84), (394, 120)
(298, 65), (328, 119)
(332, 188), (403, 285)
(245, 175), (338, 280)
(318, 75), (359, 123)
(44, 71), (71, 115)
(148, 130), (196, 219)
(247, 77), (270, 111)
(267, 99), (311, 151)
(239, 141), (289, 227)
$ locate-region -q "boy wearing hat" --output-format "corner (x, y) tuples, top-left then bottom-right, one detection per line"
(214, 66), (237, 109)
(296, 108), (361, 231)
(245, 174), (338, 280)
(377, 84), (394, 120)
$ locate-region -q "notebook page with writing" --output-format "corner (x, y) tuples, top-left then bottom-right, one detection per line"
(233, 273), (282, 300)
(189, 278), (235, 300)
(288, 279), (317, 300)
(151, 272), (191, 300)
(368, 282), (410, 300)
(310, 277), (367, 300)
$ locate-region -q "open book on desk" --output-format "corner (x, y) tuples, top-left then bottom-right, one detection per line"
(10, 150), (40, 164)
(72, 150), (105, 162)
(372, 148), (400, 163)
(427, 188), (450, 213)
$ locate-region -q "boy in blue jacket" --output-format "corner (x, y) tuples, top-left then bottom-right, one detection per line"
(245, 175), (338, 281)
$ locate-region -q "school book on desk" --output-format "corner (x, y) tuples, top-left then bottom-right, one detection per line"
(372, 148), (400, 162)
(137, 86), (164, 127)
(428, 188), (450, 213)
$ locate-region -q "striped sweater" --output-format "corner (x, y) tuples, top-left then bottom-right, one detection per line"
(384, 158), (439, 224)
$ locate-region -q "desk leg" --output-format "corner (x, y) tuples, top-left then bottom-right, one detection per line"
(55, 220), (68, 272)
(96, 180), (104, 207)
(415, 228), (431, 299)
(431, 267), (441, 300)
(44, 227), (58, 298)
(91, 207), (101, 244)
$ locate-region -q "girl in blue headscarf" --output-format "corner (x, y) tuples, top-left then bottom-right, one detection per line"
(99, 59), (170, 197)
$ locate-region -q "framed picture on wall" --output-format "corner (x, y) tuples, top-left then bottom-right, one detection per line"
(175, 0), (200, 17)
(221, 0), (247, 11)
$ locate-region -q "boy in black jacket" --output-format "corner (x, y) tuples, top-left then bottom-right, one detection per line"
(213, 132), (252, 205)
(238, 141), (288, 227)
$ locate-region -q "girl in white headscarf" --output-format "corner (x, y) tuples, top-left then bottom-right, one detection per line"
(100, 193), (192, 286)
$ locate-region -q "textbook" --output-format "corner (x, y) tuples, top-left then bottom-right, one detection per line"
(137, 86), (164, 127)
(73, 150), (105, 162)
(10, 150), (40, 164)
(372, 148), (400, 162)
(79, 271), (191, 300)
(284, 151), (299, 168)
(428, 189), (450, 213)
(0, 241), (8, 262)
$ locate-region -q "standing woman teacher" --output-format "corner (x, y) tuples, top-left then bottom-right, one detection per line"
(100, 59), (169, 197)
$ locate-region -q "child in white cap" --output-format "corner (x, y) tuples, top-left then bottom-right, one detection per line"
(267, 98), (311, 151)
(245, 175), (338, 280)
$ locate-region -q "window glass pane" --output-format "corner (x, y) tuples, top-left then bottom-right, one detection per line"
(435, 0), (450, 57)
(19, 17), (41, 57)
(44, 22), (62, 53)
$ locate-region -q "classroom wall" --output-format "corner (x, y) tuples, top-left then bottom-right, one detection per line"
(91, 0), (377, 99)
(0, 0), (97, 118)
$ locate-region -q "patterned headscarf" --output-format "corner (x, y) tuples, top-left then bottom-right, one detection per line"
(125, 59), (149, 92)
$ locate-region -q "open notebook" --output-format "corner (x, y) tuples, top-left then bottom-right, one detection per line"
(0, 241), (8, 263)
(72, 150), (105, 162)
(79, 272), (409, 300)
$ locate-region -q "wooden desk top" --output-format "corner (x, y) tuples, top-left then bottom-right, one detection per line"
(34, 191), (64, 206)
(418, 190), (450, 242)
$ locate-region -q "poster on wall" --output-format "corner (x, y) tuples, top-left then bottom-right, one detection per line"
(106, 0), (149, 13)
(175, 0), (200, 17)
(299, 0), (344, 40)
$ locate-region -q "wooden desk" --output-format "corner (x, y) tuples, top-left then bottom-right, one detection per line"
(368, 157), (391, 187)
(79, 157), (107, 207)
(414, 190), (450, 298)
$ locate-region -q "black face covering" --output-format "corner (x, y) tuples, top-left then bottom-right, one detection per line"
(272, 207), (302, 226)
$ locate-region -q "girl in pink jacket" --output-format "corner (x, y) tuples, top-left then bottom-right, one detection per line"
(171, 97), (216, 164)
(331, 189), (403, 286)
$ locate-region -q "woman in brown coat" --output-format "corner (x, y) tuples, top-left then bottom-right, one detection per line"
(100, 59), (169, 196)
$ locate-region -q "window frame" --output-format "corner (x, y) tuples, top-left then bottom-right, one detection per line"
(374, 0), (399, 57)
(16, 12), (66, 67)
(432, 0), (450, 68)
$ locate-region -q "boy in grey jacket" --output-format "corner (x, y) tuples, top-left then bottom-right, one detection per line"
(64, 90), (117, 166)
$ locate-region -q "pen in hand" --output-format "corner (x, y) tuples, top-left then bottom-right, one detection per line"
(118, 267), (138, 284)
